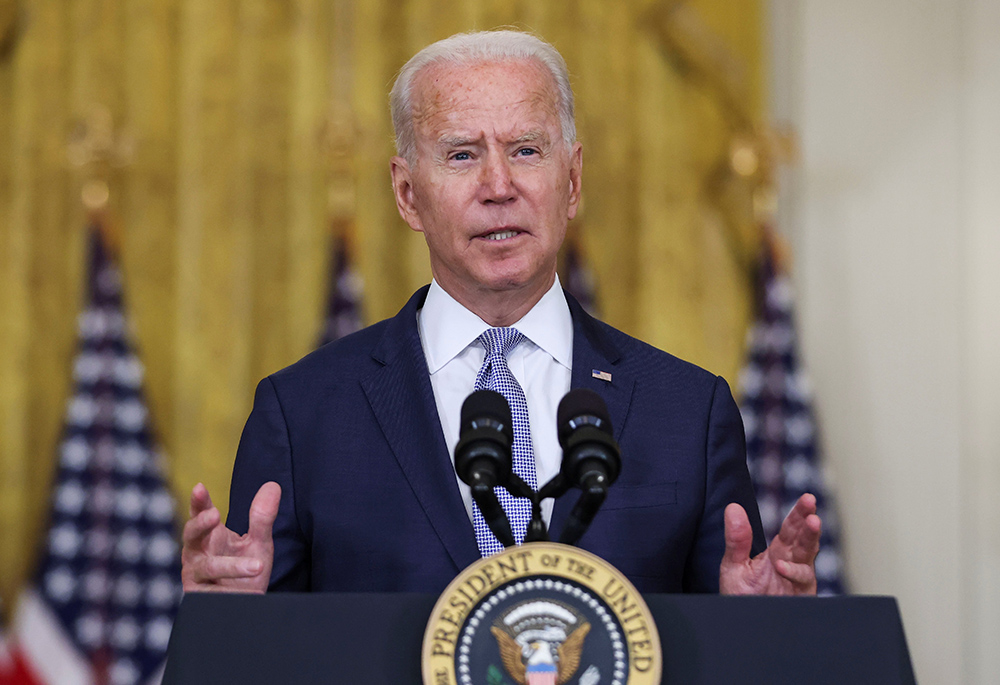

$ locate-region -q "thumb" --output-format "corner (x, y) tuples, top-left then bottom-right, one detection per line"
(721, 502), (754, 568)
(248, 481), (281, 542)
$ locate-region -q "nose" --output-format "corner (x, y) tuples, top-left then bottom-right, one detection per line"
(479, 153), (516, 204)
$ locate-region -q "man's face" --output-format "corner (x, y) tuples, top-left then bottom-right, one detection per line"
(391, 59), (582, 307)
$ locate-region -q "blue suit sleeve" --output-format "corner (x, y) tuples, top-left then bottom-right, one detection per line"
(683, 376), (766, 592)
(226, 377), (311, 591)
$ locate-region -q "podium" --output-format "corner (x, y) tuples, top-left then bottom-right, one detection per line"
(163, 593), (915, 684)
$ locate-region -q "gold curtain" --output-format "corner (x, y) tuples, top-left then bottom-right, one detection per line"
(0, 0), (764, 608)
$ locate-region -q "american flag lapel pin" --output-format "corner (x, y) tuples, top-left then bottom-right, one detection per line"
(592, 369), (612, 382)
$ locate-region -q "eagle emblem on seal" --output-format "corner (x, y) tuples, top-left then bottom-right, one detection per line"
(490, 600), (592, 685)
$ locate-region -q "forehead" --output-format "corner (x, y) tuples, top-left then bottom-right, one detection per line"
(410, 59), (561, 139)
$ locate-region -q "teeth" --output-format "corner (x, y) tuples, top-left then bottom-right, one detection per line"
(486, 230), (517, 241)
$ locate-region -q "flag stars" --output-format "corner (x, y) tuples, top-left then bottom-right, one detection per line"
(115, 399), (147, 432)
(110, 657), (140, 685)
(49, 523), (83, 558)
(90, 483), (116, 517)
(111, 617), (142, 650)
(766, 277), (794, 309)
(114, 573), (143, 607)
(96, 264), (122, 296)
(86, 528), (114, 558)
(815, 548), (842, 582)
(739, 366), (763, 396)
(75, 611), (107, 648)
(74, 352), (108, 383)
(82, 569), (111, 603)
(79, 306), (126, 340)
(763, 414), (785, 442)
(757, 494), (782, 533)
(784, 415), (815, 445)
(55, 480), (87, 516)
(146, 533), (178, 566)
(147, 575), (180, 608)
(145, 616), (173, 651)
(45, 566), (78, 603)
(785, 371), (813, 402)
(145, 491), (175, 523)
(115, 485), (145, 521)
(68, 394), (99, 428)
(785, 456), (815, 490)
(31, 233), (184, 683)
(116, 529), (145, 563)
(738, 263), (846, 594)
(114, 356), (144, 388)
(94, 436), (117, 469)
(115, 442), (148, 476)
(61, 437), (92, 470)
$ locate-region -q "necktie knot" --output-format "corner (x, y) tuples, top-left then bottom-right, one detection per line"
(477, 327), (525, 359)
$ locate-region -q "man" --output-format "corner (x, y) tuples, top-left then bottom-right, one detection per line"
(182, 30), (820, 597)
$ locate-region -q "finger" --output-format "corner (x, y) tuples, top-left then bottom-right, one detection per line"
(782, 493), (818, 530)
(721, 502), (754, 567)
(189, 482), (215, 519)
(191, 555), (264, 584)
(182, 505), (221, 546)
(248, 481), (282, 543)
(799, 513), (822, 559)
(774, 559), (818, 589)
(775, 494), (821, 552)
(791, 493), (817, 519)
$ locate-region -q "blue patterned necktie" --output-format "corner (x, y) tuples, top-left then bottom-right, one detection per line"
(472, 327), (539, 556)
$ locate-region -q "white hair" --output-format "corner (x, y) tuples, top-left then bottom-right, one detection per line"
(389, 30), (576, 163)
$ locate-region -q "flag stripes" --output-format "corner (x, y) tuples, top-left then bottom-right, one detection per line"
(14, 227), (182, 684)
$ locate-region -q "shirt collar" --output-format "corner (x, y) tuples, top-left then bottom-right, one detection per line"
(419, 276), (573, 374)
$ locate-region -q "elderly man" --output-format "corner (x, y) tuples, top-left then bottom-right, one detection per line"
(182, 30), (820, 597)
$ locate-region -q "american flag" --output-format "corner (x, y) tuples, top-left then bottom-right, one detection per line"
(0, 600), (38, 685)
(317, 230), (363, 347)
(559, 233), (599, 316)
(13, 226), (182, 684)
(738, 236), (847, 595)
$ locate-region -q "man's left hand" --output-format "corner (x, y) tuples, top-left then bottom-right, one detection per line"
(719, 493), (821, 595)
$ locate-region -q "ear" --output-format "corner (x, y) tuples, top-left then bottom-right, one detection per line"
(566, 141), (583, 221)
(390, 156), (424, 233)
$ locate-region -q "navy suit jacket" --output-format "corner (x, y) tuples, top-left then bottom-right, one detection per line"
(227, 286), (765, 595)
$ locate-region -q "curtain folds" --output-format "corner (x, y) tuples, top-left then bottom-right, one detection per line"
(0, 0), (764, 607)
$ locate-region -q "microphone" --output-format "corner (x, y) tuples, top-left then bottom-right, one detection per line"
(454, 390), (516, 548)
(556, 389), (621, 545)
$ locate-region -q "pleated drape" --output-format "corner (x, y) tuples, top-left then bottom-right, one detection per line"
(0, 0), (765, 606)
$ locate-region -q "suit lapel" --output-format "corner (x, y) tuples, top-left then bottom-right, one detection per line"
(360, 287), (481, 572)
(551, 294), (636, 537)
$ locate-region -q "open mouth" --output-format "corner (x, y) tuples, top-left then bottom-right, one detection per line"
(480, 229), (520, 241)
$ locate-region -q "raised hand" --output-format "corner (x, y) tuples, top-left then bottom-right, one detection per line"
(181, 481), (280, 594)
(719, 493), (821, 596)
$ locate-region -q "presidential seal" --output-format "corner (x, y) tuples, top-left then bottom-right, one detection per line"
(422, 542), (660, 685)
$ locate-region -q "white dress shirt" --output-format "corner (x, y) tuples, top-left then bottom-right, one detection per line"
(416, 277), (574, 527)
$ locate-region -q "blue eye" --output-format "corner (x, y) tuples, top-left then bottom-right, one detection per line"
(516, 148), (537, 157)
(451, 151), (471, 161)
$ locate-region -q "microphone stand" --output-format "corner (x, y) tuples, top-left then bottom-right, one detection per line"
(505, 474), (550, 543)
(557, 471), (609, 546)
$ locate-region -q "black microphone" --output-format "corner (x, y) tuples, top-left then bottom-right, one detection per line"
(556, 389), (621, 546)
(455, 390), (516, 548)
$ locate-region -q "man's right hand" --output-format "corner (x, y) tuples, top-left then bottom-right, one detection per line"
(181, 481), (280, 594)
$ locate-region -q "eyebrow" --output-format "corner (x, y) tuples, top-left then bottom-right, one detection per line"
(510, 131), (548, 145)
(438, 135), (480, 148)
(436, 130), (550, 148)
